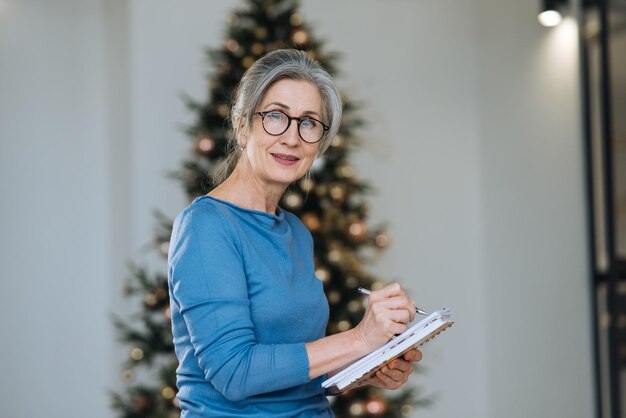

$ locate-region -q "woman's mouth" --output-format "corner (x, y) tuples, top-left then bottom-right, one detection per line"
(271, 153), (300, 166)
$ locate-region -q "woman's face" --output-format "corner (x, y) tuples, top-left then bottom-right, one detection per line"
(241, 78), (323, 189)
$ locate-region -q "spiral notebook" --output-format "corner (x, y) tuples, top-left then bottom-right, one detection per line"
(322, 308), (454, 391)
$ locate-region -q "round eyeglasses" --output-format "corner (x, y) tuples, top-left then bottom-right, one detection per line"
(255, 110), (329, 144)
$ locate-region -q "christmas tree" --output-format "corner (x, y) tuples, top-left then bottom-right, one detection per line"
(112, 1), (429, 417)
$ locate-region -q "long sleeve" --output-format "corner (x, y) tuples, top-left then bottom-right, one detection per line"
(168, 205), (311, 402)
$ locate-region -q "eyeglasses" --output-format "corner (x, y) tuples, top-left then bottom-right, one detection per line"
(255, 110), (329, 144)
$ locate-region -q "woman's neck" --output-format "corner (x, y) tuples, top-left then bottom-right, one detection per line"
(208, 164), (286, 215)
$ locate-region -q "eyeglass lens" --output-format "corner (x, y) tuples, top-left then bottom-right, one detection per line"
(261, 111), (324, 143)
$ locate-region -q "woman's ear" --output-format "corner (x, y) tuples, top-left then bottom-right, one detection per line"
(235, 115), (248, 149)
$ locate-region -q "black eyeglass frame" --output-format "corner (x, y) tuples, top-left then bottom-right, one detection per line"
(254, 110), (330, 144)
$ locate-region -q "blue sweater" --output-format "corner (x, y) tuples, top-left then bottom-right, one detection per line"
(168, 196), (333, 417)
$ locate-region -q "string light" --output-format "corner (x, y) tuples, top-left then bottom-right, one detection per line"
(144, 293), (157, 306)
(161, 386), (176, 400)
(291, 29), (309, 44)
(130, 347), (144, 361)
(195, 135), (215, 155)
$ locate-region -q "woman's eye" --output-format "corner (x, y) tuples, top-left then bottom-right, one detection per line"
(267, 111), (285, 121)
(300, 118), (316, 129)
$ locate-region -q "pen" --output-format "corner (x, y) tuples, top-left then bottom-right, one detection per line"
(357, 287), (428, 316)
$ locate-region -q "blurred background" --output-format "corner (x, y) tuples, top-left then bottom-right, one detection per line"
(0, 0), (624, 417)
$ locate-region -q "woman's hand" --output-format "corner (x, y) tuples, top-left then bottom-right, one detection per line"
(364, 349), (423, 390)
(352, 283), (416, 352)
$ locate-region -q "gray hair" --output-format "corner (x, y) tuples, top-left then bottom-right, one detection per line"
(212, 49), (342, 185)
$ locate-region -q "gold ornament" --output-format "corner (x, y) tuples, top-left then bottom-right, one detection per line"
(290, 13), (303, 26)
(315, 267), (330, 282)
(217, 104), (230, 118)
(349, 401), (365, 416)
(345, 276), (359, 288)
(315, 184), (328, 197)
(159, 241), (169, 255)
(133, 395), (150, 410)
(195, 135), (215, 155)
(284, 192), (303, 209)
(219, 61), (231, 74)
(301, 213), (321, 232)
(347, 300), (361, 313)
(121, 369), (133, 381)
(348, 221), (367, 240)
(227, 14), (239, 27)
(365, 397), (387, 415)
(300, 177), (315, 192)
(255, 26), (268, 39)
(336, 164), (354, 178)
(372, 281), (385, 291)
(328, 249), (341, 263)
(329, 184), (346, 201)
(155, 287), (167, 300)
(224, 39), (239, 53)
(161, 386), (176, 400)
(375, 232), (390, 248)
(144, 293), (157, 306)
(331, 134), (343, 147)
(130, 347), (144, 361)
(251, 42), (265, 56)
(337, 319), (350, 331)
(242, 56), (255, 69)
(328, 290), (341, 304)
(400, 404), (413, 416)
(291, 29), (309, 45)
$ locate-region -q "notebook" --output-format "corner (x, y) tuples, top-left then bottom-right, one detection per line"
(322, 308), (454, 391)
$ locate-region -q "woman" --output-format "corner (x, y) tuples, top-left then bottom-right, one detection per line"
(168, 49), (422, 417)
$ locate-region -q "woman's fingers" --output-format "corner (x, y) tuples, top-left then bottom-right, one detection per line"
(370, 295), (416, 323)
(402, 348), (423, 362)
(370, 288), (416, 322)
(387, 358), (413, 373)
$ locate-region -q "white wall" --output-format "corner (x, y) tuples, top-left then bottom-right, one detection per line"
(0, 0), (594, 417)
(475, 1), (594, 416)
(0, 1), (113, 417)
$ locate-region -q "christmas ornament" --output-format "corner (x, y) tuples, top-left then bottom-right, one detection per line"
(217, 104), (230, 118)
(300, 177), (315, 192)
(251, 42), (265, 56)
(329, 184), (346, 201)
(337, 319), (350, 331)
(315, 267), (330, 282)
(195, 135), (215, 155)
(349, 401), (365, 416)
(291, 29), (309, 44)
(255, 26), (268, 39)
(144, 293), (157, 306)
(242, 56), (255, 68)
(328, 290), (341, 304)
(301, 213), (321, 232)
(130, 347), (144, 361)
(289, 13), (302, 26)
(161, 387), (176, 400)
(159, 241), (169, 256)
(348, 221), (367, 240)
(225, 39), (239, 53)
(132, 395), (150, 411)
(375, 232), (390, 248)
(365, 396), (387, 415)
(331, 134), (343, 147)
(283, 191), (303, 209)
(336, 164), (354, 178)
